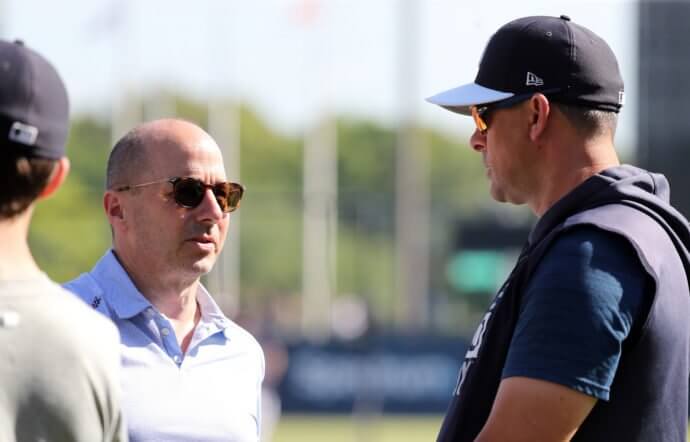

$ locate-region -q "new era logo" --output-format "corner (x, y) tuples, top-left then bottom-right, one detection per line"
(526, 72), (544, 87)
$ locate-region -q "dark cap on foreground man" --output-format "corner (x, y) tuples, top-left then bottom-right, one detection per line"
(0, 40), (126, 441)
(428, 15), (690, 442)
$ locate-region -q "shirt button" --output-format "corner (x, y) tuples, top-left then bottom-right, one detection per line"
(161, 328), (170, 336)
(173, 355), (181, 363)
(145, 308), (154, 317)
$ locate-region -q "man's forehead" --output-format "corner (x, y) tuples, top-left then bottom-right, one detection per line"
(146, 152), (225, 175)
(136, 120), (216, 152)
(178, 163), (227, 178)
(143, 130), (222, 158)
(139, 136), (225, 178)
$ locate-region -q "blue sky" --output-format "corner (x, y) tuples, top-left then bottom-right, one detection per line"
(4, 0), (638, 152)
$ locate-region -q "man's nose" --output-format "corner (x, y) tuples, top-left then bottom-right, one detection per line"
(195, 188), (224, 222)
(469, 128), (486, 152)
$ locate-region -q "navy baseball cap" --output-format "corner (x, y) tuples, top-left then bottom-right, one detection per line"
(427, 15), (625, 115)
(0, 39), (69, 159)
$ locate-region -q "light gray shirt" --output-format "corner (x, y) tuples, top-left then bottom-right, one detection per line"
(0, 276), (126, 442)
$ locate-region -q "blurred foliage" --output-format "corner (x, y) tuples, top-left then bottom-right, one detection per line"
(29, 94), (491, 331)
(29, 118), (112, 282)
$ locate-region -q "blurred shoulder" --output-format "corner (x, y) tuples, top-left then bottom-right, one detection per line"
(47, 281), (119, 341)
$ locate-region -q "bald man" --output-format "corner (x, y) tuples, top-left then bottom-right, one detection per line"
(65, 119), (264, 442)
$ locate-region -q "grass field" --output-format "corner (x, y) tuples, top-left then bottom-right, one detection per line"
(271, 414), (443, 442)
(271, 415), (690, 442)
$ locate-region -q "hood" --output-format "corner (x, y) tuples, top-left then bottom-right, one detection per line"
(529, 164), (690, 277)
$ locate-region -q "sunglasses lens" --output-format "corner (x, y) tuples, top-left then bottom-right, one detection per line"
(214, 183), (244, 213)
(173, 178), (205, 208)
(471, 106), (488, 133)
(172, 178), (244, 212)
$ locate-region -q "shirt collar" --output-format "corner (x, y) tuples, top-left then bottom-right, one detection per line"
(90, 250), (156, 319)
(196, 283), (233, 333)
(91, 250), (234, 336)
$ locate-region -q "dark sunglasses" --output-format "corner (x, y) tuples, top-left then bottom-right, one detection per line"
(470, 89), (562, 134)
(114, 177), (245, 213)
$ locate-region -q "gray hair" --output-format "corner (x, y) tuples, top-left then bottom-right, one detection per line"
(106, 129), (149, 190)
(553, 102), (619, 139)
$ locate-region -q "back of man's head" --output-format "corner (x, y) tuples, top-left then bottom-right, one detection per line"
(0, 40), (70, 220)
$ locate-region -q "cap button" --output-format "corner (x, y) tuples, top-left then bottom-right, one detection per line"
(13, 39), (24, 46)
(560, 15), (571, 21)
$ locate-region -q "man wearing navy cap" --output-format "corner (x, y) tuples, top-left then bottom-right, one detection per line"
(428, 15), (690, 441)
(0, 40), (125, 440)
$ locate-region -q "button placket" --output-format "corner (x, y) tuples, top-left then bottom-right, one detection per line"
(155, 318), (183, 366)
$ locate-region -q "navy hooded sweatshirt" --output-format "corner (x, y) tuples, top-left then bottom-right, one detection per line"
(438, 165), (690, 442)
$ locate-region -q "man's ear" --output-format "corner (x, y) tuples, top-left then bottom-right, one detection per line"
(104, 190), (125, 226)
(528, 93), (551, 142)
(38, 157), (70, 200)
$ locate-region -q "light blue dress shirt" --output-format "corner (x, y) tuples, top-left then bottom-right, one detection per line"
(64, 250), (264, 442)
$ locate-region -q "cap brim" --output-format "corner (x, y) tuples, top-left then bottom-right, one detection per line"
(426, 83), (514, 115)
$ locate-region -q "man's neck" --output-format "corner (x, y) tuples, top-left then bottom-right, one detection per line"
(111, 249), (202, 352)
(113, 250), (200, 320)
(146, 282), (200, 322)
(0, 213), (42, 280)
(531, 138), (620, 217)
(113, 250), (201, 353)
(148, 284), (201, 354)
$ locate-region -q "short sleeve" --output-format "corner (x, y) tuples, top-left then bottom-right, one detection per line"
(502, 225), (651, 400)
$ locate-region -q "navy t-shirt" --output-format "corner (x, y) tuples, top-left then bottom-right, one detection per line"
(502, 225), (652, 400)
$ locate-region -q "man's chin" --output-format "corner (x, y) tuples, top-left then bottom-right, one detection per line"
(179, 242), (222, 275)
(181, 249), (217, 274)
(489, 185), (507, 203)
(191, 257), (217, 275)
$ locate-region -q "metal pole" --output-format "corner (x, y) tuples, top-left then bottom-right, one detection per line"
(110, 0), (143, 145)
(143, 91), (176, 121)
(395, 0), (430, 328)
(207, 100), (241, 316)
(299, 1), (337, 337)
(205, 0), (241, 316)
(302, 116), (337, 337)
